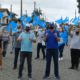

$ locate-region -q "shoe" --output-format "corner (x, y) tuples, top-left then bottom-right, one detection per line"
(59, 58), (61, 61)
(43, 57), (45, 60)
(13, 67), (17, 70)
(17, 76), (22, 80)
(60, 57), (63, 60)
(17, 78), (22, 80)
(35, 57), (39, 59)
(68, 67), (74, 69)
(75, 67), (79, 71)
(29, 78), (32, 80)
(54, 76), (60, 80)
(43, 76), (49, 80)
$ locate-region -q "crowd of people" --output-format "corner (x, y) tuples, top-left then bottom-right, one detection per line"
(0, 19), (80, 80)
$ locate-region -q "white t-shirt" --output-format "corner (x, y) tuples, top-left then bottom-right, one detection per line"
(70, 31), (80, 49)
(37, 30), (43, 43)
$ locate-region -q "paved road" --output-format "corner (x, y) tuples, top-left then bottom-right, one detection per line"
(0, 42), (80, 80)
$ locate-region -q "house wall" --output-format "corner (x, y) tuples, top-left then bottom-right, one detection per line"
(0, 11), (9, 25)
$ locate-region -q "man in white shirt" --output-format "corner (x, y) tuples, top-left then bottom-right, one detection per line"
(35, 26), (45, 59)
(69, 28), (80, 70)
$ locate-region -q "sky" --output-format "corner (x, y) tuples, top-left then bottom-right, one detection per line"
(0, 0), (78, 21)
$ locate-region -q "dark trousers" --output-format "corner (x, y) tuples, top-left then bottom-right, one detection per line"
(3, 41), (8, 57)
(70, 49), (80, 69)
(58, 44), (65, 58)
(18, 52), (32, 78)
(13, 48), (20, 69)
(36, 43), (45, 59)
(45, 49), (59, 77)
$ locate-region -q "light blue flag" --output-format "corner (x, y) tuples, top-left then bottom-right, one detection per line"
(19, 16), (25, 21)
(0, 12), (3, 19)
(6, 21), (18, 33)
(55, 17), (63, 24)
(63, 17), (69, 23)
(72, 17), (78, 25)
(8, 12), (13, 18)
(32, 21), (38, 27)
(25, 16), (32, 23)
(39, 21), (46, 28)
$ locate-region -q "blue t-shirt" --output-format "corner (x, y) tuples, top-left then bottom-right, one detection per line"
(45, 30), (59, 49)
(64, 26), (69, 33)
(58, 31), (67, 47)
(18, 31), (36, 52)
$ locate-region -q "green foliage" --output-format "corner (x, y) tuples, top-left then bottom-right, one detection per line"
(77, 0), (80, 13)
(32, 8), (42, 17)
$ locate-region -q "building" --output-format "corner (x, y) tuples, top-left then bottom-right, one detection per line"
(0, 8), (17, 26)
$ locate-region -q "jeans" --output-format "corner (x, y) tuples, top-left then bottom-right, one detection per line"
(45, 49), (59, 77)
(36, 43), (45, 59)
(3, 41), (8, 57)
(58, 44), (65, 58)
(18, 51), (32, 78)
(13, 48), (20, 69)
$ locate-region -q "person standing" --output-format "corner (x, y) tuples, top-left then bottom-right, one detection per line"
(2, 29), (10, 57)
(58, 27), (67, 61)
(43, 24), (60, 80)
(35, 26), (45, 59)
(12, 26), (22, 70)
(0, 33), (3, 70)
(69, 24), (80, 70)
(17, 24), (36, 80)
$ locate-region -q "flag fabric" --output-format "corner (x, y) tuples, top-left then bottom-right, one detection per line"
(25, 16), (32, 23)
(8, 12), (13, 18)
(63, 17), (69, 23)
(0, 12), (3, 19)
(6, 21), (18, 33)
(72, 17), (78, 25)
(32, 15), (46, 28)
(19, 16), (25, 21)
(55, 17), (63, 24)
(32, 21), (38, 27)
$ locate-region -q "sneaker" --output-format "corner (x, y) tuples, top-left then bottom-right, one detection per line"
(54, 76), (60, 80)
(35, 57), (39, 59)
(43, 76), (49, 80)
(68, 67), (74, 69)
(60, 57), (63, 60)
(59, 58), (61, 61)
(13, 67), (17, 70)
(17, 76), (22, 80)
(17, 78), (22, 80)
(29, 78), (32, 80)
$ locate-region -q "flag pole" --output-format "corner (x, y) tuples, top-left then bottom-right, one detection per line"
(75, 9), (77, 18)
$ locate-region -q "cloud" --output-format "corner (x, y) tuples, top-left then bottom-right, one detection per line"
(0, 0), (78, 21)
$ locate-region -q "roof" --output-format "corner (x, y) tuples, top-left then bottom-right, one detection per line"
(0, 8), (9, 13)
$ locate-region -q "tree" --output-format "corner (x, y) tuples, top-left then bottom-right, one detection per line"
(77, 0), (80, 13)
(32, 8), (42, 17)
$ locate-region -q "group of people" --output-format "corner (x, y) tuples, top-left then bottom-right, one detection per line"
(0, 19), (80, 80)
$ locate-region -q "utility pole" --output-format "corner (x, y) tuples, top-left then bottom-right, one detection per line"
(34, 1), (36, 11)
(0, 4), (1, 8)
(25, 10), (27, 16)
(21, 0), (23, 16)
(10, 4), (12, 12)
